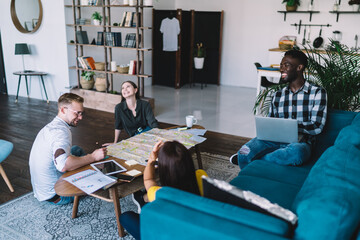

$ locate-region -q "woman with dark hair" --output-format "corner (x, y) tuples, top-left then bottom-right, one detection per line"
(104, 81), (158, 145)
(120, 140), (207, 240)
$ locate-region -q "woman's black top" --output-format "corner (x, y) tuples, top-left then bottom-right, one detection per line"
(114, 99), (159, 137)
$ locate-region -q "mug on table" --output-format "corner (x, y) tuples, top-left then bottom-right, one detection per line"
(186, 115), (197, 128)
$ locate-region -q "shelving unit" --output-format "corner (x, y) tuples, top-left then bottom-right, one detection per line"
(64, 0), (153, 102)
(329, 11), (360, 22)
(277, 10), (320, 21)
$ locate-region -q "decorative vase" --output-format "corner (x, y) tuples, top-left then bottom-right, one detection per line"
(194, 57), (205, 69)
(129, 0), (136, 6)
(80, 78), (95, 90)
(95, 77), (107, 92)
(286, 5), (298, 12)
(93, 19), (101, 25)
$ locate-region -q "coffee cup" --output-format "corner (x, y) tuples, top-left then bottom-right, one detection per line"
(186, 115), (197, 128)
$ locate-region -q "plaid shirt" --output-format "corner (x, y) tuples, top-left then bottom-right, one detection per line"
(269, 81), (327, 143)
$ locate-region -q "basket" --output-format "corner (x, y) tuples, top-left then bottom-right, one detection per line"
(94, 62), (105, 71)
(278, 36), (296, 50)
(95, 77), (107, 92)
(117, 66), (129, 74)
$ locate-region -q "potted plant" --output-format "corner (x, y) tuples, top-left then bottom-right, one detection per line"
(194, 43), (206, 69)
(91, 11), (103, 25)
(282, 0), (301, 12)
(80, 71), (95, 90)
(254, 40), (360, 115)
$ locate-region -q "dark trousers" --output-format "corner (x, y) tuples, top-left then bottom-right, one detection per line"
(120, 211), (140, 240)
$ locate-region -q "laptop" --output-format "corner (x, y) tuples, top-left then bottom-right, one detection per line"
(255, 116), (298, 143)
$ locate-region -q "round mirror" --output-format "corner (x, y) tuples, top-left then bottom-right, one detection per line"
(11, 0), (43, 34)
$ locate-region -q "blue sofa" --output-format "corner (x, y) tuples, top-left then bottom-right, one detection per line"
(141, 110), (360, 240)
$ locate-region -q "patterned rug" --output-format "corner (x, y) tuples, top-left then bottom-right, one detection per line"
(0, 153), (239, 240)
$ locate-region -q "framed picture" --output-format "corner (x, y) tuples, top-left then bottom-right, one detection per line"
(25, 21), (33, 31)
(32, 19), (38, 28)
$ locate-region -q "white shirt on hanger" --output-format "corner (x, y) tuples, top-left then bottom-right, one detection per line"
(160, 17), (180, 52)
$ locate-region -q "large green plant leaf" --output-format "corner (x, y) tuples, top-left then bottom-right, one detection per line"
(304, 40), (360, 111)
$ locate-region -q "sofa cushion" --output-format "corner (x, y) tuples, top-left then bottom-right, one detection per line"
(311, 109), (358, 161)
(202, 177), (297, 225)
(230, 174), (301, 210)
(141, 187), (293, 240)
(238, 160), (310, 187)
(293, 113), (360, 240)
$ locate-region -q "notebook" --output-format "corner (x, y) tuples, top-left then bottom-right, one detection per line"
(255, 116), (298, 143)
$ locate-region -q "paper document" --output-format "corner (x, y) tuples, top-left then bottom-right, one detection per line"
(184, 129), (207, 136)
(107, 128), (207, 165)
(64, 169), (116, 194)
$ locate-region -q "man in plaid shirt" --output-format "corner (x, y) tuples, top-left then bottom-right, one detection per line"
(230, 50), (327, 168)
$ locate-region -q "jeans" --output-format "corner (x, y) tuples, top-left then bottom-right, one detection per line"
(48, 196), (74, 205)
(237, 137), (311, 169)
(120, 211), (141, 240)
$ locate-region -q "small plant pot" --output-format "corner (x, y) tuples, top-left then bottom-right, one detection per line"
(80, 78), (95, 90)
(194, 57), (205, 69)
(286, 5), (298, 12)
(93, 19), (101, 25)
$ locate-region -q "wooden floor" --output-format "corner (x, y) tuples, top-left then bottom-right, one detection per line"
(0, 94), (250, 204)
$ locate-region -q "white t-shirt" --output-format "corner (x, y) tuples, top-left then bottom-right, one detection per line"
(160, 17), (180, 52)
(29, 116), (72, 201)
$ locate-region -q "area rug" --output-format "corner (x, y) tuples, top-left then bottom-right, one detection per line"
(0, 152), (239, 240)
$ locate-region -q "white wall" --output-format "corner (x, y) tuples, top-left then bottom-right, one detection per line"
(175, 0), (360, 88)
(1, 0), (359, 101)
(0, 0), (69, 102)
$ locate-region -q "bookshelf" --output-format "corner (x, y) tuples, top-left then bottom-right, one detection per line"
(64, 0), (153, 107)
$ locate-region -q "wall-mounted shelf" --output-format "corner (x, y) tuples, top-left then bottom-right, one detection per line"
(329, 11), (360, 22)
(277, 11), (320, 21)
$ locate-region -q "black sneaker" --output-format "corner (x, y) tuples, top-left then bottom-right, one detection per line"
(229, 153), (238, 165)
(132, 190), (146, 213)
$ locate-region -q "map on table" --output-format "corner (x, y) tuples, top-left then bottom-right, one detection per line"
(107, 128), (206, 165)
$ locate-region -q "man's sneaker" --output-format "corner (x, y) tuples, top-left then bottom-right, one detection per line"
(132, 190), (146, 213)
(229, 153), (238, 165)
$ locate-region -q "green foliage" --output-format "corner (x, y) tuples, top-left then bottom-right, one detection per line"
(91, 11), (103, 21)
(282, 0), (301, 6)
(304, 40), (360, 111)
(194, 43), (206, 58)
(81, 71), (95, 81)
(253, 83), (286, 115)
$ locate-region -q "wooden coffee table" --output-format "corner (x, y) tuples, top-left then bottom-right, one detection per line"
(54, 125), (205, 237)
(54, 156), (145, 237)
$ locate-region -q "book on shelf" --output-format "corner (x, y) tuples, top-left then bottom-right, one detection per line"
(77, 56), (96, 70)
(131, 12), (140, 27)
(77, 57), (86, 69)
(128, 60), (137, 75)
(125, 11), (133, 27)
(96, 32), (104, 45)
(124, 33), (140, 48)
(76, 31), (89, 44)
(120, 12), (127, 27)
(113, 32), (122, 47)
(84, 57), (96, 70)
(105, 32), (114, 46)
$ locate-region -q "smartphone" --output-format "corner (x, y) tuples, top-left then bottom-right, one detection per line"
(115, 174), (135, 182)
